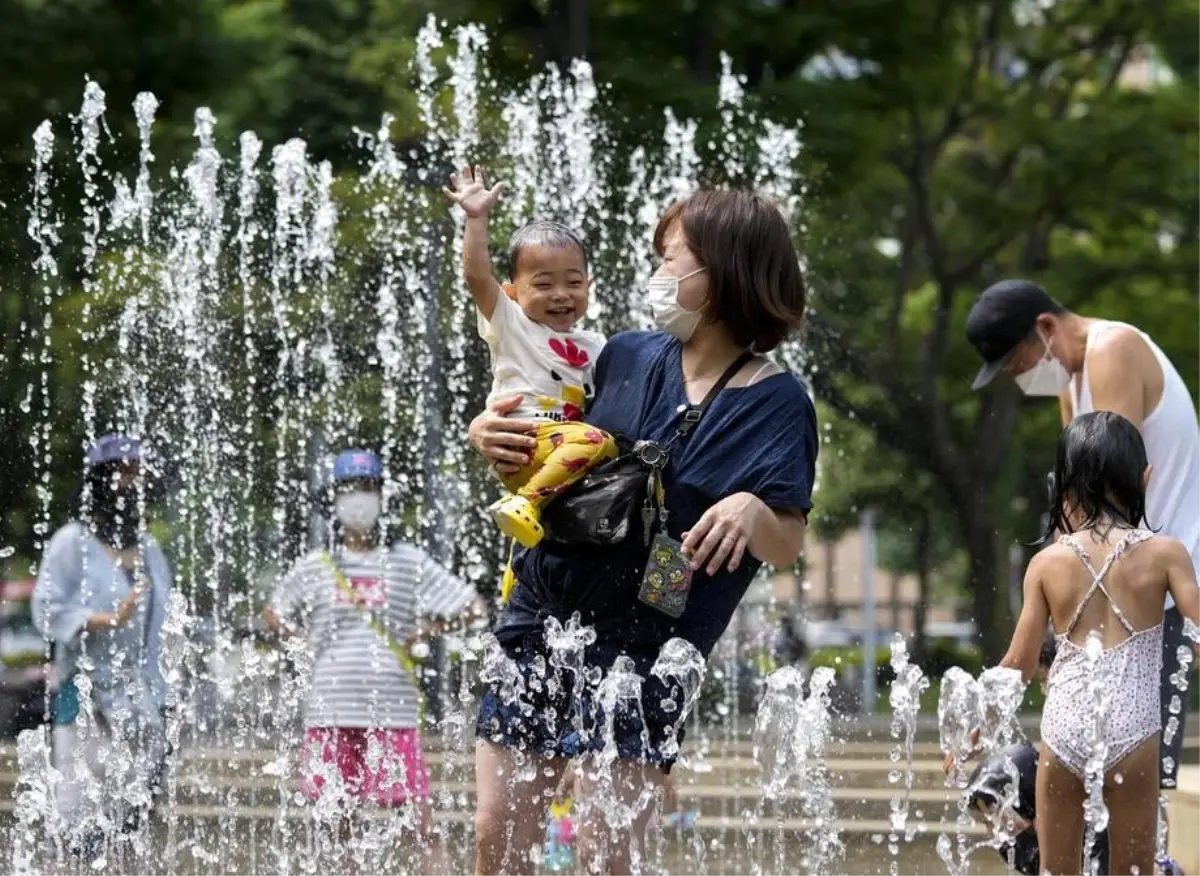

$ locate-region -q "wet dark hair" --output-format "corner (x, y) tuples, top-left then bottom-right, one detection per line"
(653, 188), (806, 352)
(1038, 632), (1056, 669)
(506, 221), (589, 280)
(967, 743), (1038, 821)
(1043, 411), (1150, 542)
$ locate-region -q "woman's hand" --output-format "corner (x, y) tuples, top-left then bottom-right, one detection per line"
(85, 584), (145, 632)
(681, 492), (765, 577)
(115, 585), (144, 626)
(468, 395), (539, 475)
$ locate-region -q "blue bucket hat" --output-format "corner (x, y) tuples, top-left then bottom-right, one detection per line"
(85, 434), (142, 469)
(332, 449), (382, 483)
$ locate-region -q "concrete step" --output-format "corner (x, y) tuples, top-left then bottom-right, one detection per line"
(0, 770), (964, 820)
(0, 795), (985, 839)
(0, 747), (963, 791)
(4, 735), (1188, 798)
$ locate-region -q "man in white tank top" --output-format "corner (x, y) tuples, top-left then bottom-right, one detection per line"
(966, 279), (1199, 791)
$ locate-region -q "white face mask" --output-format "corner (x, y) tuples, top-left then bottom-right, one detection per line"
(646, 267), (706, 342)
(335, 491), (382, 531)
(1014, 333), (1071, 397)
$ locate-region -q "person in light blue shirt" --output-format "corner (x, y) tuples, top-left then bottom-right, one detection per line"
(32, 433), (172, 857)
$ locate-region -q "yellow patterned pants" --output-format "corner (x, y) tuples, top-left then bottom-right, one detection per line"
(500, 421), (618, 508)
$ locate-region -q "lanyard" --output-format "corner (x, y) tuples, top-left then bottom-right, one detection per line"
(319, 553), (425, 724)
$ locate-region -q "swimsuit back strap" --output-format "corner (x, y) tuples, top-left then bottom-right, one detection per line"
(1057, 530), (1149, 637)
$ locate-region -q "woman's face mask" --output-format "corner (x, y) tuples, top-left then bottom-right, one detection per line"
(92, 469), (142, 549)
(646, 267), (706, 342)
(1014, 332), (1070, 397)
(335, 490), (382, 532)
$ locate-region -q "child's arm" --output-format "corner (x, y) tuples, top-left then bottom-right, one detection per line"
(1163, 538), (1200, 654)
(444, 165), (504, 321)
(999, 551), (1053, 683)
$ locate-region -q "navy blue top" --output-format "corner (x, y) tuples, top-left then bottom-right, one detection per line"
(495, 331), (818, 660)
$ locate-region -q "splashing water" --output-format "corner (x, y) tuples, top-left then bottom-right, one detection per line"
(1080, 631), (1112, 874)
(937, 668), (979, 788)
(12, 727), (65, 873)
(1183, 617), (1200, 646)
(935, 665), (1026, 875)
(753, 666), (842, 874)
(579, 656), (656, 874)
(885, 635), (929, 870)
(479, 634), (526, 714)
(544, 613), (598, 746)
(649, 638), (706, 763)
(1, 15), (1075, 876)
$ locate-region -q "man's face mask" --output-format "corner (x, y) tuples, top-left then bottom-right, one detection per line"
(1014, 331), (1070, 397)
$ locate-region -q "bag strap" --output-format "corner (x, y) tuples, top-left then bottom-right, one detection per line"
(319, 552), (418, 675)
(638, 350), (756, 541)
(320, 551), (425, 724)
(674, 350), (756, 440)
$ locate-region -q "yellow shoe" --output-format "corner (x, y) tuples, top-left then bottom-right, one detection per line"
(489, 494), (544, 548)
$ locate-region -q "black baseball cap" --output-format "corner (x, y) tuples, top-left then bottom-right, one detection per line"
(965, 280), (1062, 389)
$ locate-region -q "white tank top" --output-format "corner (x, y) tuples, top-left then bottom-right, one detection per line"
(1069, 320), (1200, 604)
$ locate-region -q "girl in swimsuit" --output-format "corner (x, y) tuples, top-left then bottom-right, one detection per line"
(999, 411), (1199, 876)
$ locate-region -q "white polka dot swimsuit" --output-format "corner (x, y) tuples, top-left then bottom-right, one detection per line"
(1040, 529), (1163, 780)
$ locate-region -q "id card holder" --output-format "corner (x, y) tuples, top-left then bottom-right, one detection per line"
(637, 532), (694, 618)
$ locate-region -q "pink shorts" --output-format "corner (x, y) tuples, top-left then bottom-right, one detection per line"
(299, 727), (431, 807)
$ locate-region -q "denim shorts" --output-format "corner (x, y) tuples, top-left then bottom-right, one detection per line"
(474, 636), (687, 772)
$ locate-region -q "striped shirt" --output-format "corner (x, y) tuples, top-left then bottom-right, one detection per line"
(270, 544), (476, 729)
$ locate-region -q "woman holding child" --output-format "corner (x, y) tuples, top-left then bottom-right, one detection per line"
(448, 174), (817, 875)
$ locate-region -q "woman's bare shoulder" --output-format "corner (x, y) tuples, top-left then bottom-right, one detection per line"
(744, 356), (783, 384)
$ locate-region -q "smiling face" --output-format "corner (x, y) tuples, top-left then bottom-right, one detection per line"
(509, 243), (591, 332)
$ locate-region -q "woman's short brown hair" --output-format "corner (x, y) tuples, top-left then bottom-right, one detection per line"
(653, 189), (806, 352)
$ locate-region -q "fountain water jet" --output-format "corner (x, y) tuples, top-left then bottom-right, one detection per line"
(936, 665), (1025, 876)
(885, 635), (930, 872)
(0, 15), (1074, 876)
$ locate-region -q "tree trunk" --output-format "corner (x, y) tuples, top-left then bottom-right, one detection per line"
(549, 0), (590, 63)
(684, 0), (716, 80)
(963, 508), (1009, 662)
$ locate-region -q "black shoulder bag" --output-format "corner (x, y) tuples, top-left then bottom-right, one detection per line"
(541, 351), (754, 546)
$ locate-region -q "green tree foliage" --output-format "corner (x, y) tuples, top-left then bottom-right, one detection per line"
(0, 0), (241, 564)
(790, 0), (1198, 658)
(0, 1), (1194, 662)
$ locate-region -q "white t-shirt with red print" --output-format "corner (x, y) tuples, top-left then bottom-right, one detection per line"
(477, 291), (607, 423)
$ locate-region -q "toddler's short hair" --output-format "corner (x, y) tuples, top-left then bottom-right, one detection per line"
(506, 221), (589, 280)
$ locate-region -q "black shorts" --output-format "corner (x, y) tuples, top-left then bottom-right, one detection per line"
(474, 635), (687, 772)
